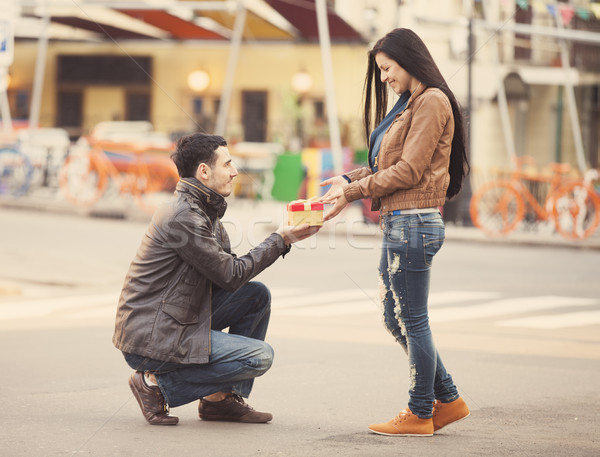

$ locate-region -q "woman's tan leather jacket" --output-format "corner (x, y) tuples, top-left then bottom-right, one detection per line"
(343, 85), (454, 213)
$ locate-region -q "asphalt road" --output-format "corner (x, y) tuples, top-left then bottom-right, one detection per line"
(1, 205), (599, 457)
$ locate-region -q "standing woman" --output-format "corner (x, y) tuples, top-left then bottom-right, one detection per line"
(321, 28), (470, 436)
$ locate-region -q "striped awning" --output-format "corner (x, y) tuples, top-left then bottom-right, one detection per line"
(16, 0), (364, 43)
(264, 0), (363, 42)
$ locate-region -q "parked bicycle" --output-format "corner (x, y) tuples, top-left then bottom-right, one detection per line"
(59, 140), (179, 214)
(470, 156), (600, 240)
(0, 128), (71, 197)
(0, 146), (33, 196)
(552, 168), (600, 239)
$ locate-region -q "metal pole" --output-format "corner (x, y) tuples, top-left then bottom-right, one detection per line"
(480, 1), (516, 167)
(416, 16), (600, 45)
(467, 17), (473, 157)
(473, 18), (600, 45)
(29, 0), (49, 129)
(0, 83), (12, 133)
(315, 0), (343, 174)
(555, 85), (564, 163)
(457, 17), (475, 225)
(0, 0), (17, 133)
(214, 0), (246, 136)
(555, 14), (587, 173)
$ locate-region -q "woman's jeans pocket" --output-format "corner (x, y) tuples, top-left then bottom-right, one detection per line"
(418, 219), (445, 267)
(399, 213), (445, 269)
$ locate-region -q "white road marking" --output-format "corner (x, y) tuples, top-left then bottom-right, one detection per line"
(0, 292), (119, 321)
(497, 310), (600, 329)
(273, 290), (503, 318)
(272, 289), (378, 309)
(275, 300), (377, 317)
(429, 290), (501, 306)
(429, 296), (598, 323)
(1, 290), (598, 330)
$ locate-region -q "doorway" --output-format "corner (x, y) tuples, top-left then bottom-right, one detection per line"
(242, 91), (267, 142)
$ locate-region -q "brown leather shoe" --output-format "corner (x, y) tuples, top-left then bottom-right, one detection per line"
(198, 393), (272, 423)
(432, 397), (470, 431)
(128, 372), (178, 425)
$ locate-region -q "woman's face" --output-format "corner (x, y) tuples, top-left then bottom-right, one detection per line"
(375, 52), (416, 95)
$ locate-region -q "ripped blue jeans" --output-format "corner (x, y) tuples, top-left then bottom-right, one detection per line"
(379, 212), (459, 419)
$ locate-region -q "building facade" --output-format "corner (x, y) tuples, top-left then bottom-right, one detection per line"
(6, 0), (600, 179)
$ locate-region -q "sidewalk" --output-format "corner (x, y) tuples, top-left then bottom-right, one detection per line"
(2, 188), (600, 250)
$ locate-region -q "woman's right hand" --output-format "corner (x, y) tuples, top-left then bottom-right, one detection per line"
(319, 175), (347, 204)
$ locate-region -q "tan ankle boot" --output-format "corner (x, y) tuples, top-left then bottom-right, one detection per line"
(368, 408), (433, 436)
(432, 397), (470, 431)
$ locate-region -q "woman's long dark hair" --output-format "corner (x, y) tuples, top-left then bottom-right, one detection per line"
(363, 28), (469, 199)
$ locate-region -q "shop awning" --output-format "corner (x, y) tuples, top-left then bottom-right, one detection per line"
(49, 16), (163, 40)
(264, 0), (363, 42)
(117, 9), (226, 40)
(18, 0), (364, 43)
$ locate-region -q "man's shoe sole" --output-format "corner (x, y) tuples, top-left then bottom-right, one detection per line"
(199, 414), (271, 423)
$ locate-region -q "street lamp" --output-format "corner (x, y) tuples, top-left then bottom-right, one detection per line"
(187, 69), (210, 93)
(291, 70), (313, 95)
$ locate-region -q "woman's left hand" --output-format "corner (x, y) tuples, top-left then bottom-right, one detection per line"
(323, 193), (349, 222)
(319, 175), (349, 221)
(319, 176), (347, 204)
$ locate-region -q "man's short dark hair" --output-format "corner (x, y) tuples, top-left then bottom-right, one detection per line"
(170, 133), (227, 178)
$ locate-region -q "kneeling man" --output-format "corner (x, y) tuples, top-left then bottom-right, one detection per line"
(113, 133), (319, 425)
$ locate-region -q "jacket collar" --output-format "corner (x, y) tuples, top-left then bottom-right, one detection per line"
(404, 83), (428, 111)
(176, 177), (227, 219)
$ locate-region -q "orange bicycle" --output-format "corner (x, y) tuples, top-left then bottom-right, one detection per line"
(552, 168), (600, 239)
(59, 140), (179, 214)
(470, 157), (600, 239)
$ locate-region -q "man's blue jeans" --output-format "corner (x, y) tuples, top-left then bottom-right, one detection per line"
(123, 281), (273, 407)
(379, 212), (459, 419)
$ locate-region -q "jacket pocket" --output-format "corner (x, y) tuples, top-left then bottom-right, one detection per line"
(384, 114), (411, 153)
(162, 267), (198, 306)
(161, 302), (199, 325)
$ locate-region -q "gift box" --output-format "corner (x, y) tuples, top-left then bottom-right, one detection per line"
(287, 200), (324, 226)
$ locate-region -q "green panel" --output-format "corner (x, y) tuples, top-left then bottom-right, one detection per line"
(270, 153), (304, 202)
(354, 149), (368, 165)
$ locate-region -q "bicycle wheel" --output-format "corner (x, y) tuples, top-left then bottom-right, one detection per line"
(0, 148), (33, 196)
(552, 182), (600, 239)
(59, 152), (107, 207)
(470, 182), (525, 236)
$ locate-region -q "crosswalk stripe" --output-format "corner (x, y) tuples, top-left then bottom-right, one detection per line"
(276, 300), (377, 317)
(0, 292), (119, 321)
(429, 296), (598, 323)
(1, 290), (598, 330)
(274, 291), (504, 318)
(497, 310), (600, 329)
(429, 290), (501, 306)
(272, 289), (378, 309)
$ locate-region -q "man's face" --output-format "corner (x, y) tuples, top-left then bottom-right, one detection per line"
(196, 146), (238, 197)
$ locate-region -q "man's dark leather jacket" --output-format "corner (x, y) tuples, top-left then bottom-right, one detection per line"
(113, 178), (288, 364)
